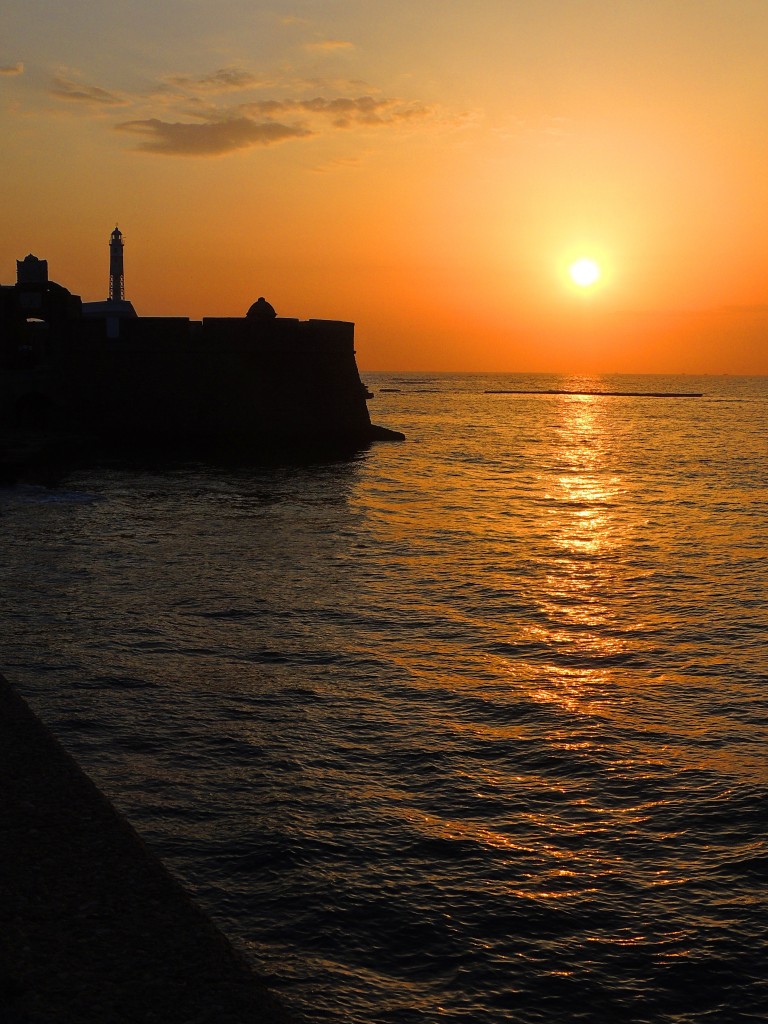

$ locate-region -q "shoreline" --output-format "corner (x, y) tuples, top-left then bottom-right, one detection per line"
(0, 672), (297, 1024)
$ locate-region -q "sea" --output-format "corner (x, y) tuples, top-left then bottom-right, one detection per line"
(1, 372), (766, 1024)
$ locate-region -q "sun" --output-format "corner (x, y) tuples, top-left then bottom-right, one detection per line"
(568, 257), (601, 288)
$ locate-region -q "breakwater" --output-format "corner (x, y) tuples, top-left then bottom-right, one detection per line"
(484, 389), (703, 397)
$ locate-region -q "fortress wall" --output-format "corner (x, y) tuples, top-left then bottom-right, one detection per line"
(121, 317), (191, 346)
(1, 305), (382, 444)
(191, 321), (372, 441)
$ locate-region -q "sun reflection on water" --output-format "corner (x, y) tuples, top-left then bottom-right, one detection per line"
(547, 394), (623, 559)
(513, 393), (632, 715)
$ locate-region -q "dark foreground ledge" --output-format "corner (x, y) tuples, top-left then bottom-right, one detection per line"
(0, 673), (296, 1024)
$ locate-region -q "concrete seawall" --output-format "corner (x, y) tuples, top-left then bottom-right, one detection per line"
(0, 672), (297, 1024)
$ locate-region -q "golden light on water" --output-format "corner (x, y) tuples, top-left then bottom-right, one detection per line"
(549, 395), (620, 555)
(520, 394), (628, 714)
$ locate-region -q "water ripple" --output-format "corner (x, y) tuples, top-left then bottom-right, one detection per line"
(2, 372), (766, 1023)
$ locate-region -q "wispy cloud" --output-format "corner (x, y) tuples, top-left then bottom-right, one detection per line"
(310, 152), (368, 174)
(241, 95), (430, 128)
(116, 116), (313, 156)
(50, 75), (127, 106)
(167, 67), (266, 93)
(40, 61), (434, 157)
(0, 62), (24, 76)
(305, 40), (354, 52)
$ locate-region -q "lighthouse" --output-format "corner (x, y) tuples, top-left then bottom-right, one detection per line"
(109, 226), (125, 302)
(81, 226), (137, 335)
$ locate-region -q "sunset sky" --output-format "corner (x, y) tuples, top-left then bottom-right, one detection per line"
(3, 1), (768, 373)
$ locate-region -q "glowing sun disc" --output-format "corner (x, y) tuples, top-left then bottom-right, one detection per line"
(569, 258), (601, 287)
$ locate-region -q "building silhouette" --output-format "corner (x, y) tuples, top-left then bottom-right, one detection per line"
(0, 228), (403, 446)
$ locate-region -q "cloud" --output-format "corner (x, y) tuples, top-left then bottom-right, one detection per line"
(305, 40), (354, 52)
(50, 75), (127, 105)
(116, 116), (313, 156)
(242, 95), (431, 127)
(310, 152), (368, 174)
(41, 61), (434, 158)
(0, 62), (24, 76)
(167, 67), (265, 93)
(304, 95), (429, 127)
(115, 92), (432, 156)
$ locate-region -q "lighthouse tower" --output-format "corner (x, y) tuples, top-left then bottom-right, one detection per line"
(109, 226), (125, 302)
(81, 227), (137, 334)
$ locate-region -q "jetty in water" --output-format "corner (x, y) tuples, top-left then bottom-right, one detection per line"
(0, 232), (403, 452)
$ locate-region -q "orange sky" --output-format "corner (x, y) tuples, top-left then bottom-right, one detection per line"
(2, 1), (768, 373)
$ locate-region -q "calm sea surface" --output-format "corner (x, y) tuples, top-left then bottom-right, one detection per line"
(2, 372), (767, 1023)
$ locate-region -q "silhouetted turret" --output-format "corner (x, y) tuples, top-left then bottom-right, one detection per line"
(16, 255), (48, 285)
(246, 297), (277, 320)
